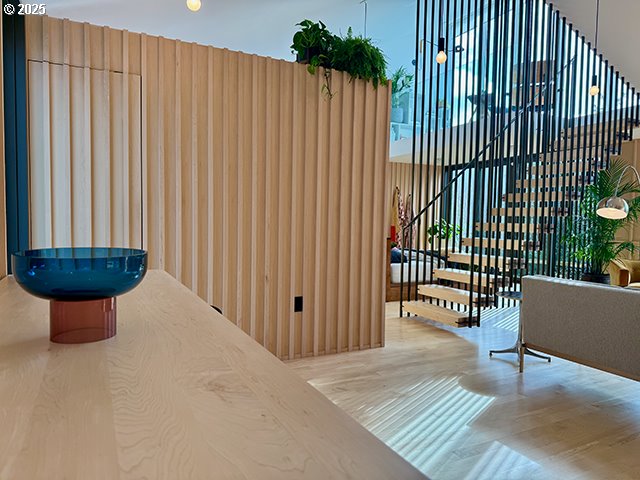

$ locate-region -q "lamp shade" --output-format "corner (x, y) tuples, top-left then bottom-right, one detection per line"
(596, 196), (629, 219)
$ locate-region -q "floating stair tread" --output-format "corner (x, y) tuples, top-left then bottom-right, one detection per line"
(556, 132), (626, 145)
(461, 237), (540, 251)
(475, 222), (548, 233)
(418, 284), (488, 304)
(534, 157), (603, 166)
(503, 191), (575, 203)
(527, 165), (596, 177)
(404, 301), (475, 328)
(491, 206), (567, 217)
(433, 267), (503, 285)
(515, 179), (586, 190)
(447, 252), (523, 269)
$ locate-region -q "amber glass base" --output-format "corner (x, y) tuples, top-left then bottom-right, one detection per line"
(49, 297), (117, 344)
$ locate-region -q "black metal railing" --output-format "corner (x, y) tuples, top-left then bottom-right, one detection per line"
(399, 0), (640, 326)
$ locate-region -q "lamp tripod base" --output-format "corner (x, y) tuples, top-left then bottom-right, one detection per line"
(50, 297), (117, 344)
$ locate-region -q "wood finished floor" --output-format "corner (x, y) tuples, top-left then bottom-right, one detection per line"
(287, 303), (640, 480)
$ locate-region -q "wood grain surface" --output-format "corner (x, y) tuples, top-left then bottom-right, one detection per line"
(24, 15), (390, 360)
(0, 271), (424, 479)
(289, 304), (640, 480)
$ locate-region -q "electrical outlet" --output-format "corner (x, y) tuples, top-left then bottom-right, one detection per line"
(294, 296), (303, 312)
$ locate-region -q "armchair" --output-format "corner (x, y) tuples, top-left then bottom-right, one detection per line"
(609, 259), (640, 288)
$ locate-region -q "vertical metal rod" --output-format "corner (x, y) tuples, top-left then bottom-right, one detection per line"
(493, 0), (509, 292)
(468, 0), (486, 327)
(605, 58), (614, 163)
(427, 0), (438, 304)
(515, 0), (534, 285)
(400, 0), (422, 316)
(507, 0), (525, 287)
(559, 19), (574, 279)
(562, 24), (577, 279)
(416, 0), (430, 302)
(525, 0), (541, 280)
(545, 10), (561, 277)
(551, 17), (566, 278)
(537, 1), (554, 277)
(504, 0), (518, 286)
(463, 0), (476, 274)
(623, 81), (631, 143)
(435, 0), (451, 309)
(615, 72), (624, 154)
(444, 0), (458, 289)
(461, 0), (474, 311)
(450, 0), (466, 311)
(573, 35), (588, 279)
(420, 0), (431, 290)
(485, 0), (502, 301)
(584, 40), (596, 278)
(415, 0), (427, 295)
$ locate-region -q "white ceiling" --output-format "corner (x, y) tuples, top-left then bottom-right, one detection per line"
(42, 0), (416, 73)
(551, 0), (640, 88)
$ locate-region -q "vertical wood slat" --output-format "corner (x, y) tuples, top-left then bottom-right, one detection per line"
(28, 59), (141, 249)
(24, 16), (391, 360)
(387, 161), (441, 249)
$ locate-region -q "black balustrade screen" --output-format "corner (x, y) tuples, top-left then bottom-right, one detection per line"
(399, 0), (639, 326)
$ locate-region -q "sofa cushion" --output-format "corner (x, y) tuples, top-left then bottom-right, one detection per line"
(390, 247), (407, 264)
(628, 282), (640, 289)
(521, 275), (640, 381)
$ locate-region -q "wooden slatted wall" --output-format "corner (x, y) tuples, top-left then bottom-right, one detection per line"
(25, 16), (391, 359)
(28, 61), (142, 248)
(387, 161), (442, 247)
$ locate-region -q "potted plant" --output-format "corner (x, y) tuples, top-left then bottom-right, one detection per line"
(566, 159), (640, 284)
(426, 219), (461, 247)
(389, 67), (414, 123)
(290, 20), (335, 74)
(291, 23), (387, 98)
(329, 28), (388, 88)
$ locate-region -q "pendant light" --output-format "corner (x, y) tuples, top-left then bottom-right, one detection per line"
(435, 0), (447, 65)
(590, 0), (601, 96)
(436, 37), (447, 64)
(186, 0), (201, 12)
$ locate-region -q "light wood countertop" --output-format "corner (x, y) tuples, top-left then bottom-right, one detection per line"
(0, 271), (424, 479)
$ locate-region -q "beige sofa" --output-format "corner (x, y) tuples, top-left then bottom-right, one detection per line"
(521, 275), (640, 381)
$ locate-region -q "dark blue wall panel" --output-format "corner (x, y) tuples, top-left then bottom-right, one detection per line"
(3, 0), (29, 273)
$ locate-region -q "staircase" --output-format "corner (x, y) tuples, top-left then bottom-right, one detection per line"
(400, 0), (640, 328)
(402, 147), (633, 327)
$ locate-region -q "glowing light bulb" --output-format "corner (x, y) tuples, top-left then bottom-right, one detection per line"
(436, 37), (447, 65)
(186, 0), (201, 12)
(589, 74), (599, 96)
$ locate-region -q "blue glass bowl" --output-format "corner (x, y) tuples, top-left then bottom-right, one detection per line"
(12, 247), (148, 301)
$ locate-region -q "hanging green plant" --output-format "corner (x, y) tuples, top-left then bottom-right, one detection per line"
(330, 28), (388, 88)
(291, 22), (388, 97)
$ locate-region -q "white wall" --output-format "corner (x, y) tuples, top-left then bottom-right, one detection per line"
(44, 0), (416, 73)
